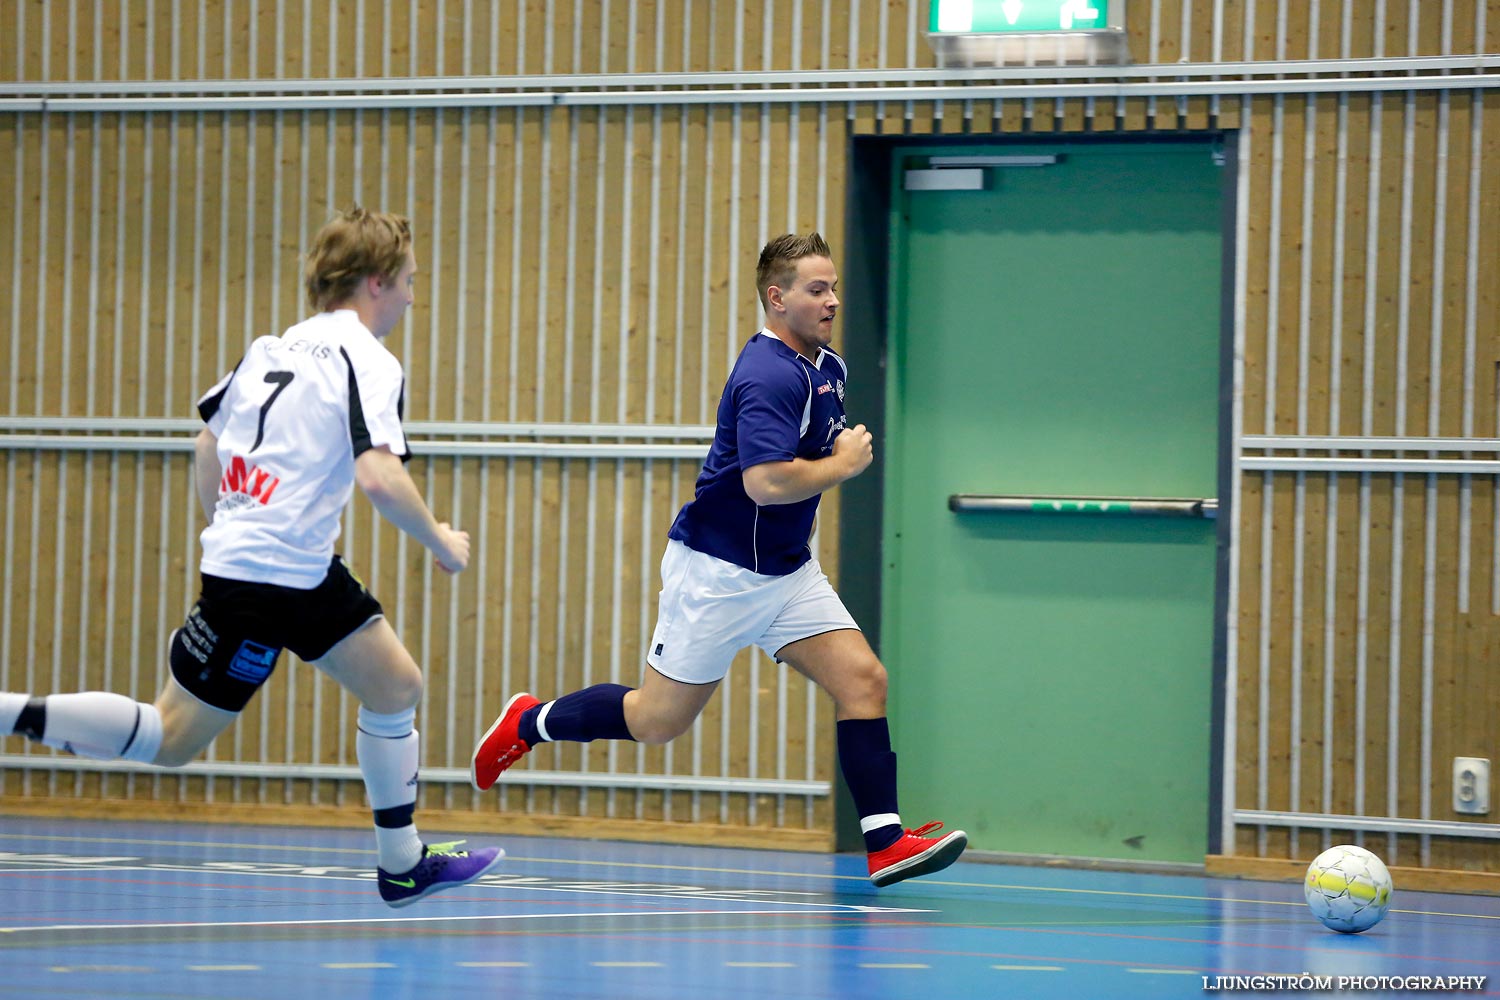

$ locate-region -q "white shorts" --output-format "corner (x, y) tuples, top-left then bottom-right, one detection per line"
(646, 539), (860, 685)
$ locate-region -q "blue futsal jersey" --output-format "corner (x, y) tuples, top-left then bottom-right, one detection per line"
(668, 330), (849, 575)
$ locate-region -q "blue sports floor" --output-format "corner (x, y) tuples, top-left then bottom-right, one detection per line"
(1, 816), (1495, 999)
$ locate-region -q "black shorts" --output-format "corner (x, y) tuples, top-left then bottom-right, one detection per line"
(169, 556), (384, 712)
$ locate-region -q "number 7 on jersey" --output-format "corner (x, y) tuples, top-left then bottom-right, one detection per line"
(250, 371), (295, 453)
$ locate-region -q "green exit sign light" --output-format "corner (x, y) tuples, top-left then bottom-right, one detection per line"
(924, 0), (1126, 66)
(930, 0), (1109, 33)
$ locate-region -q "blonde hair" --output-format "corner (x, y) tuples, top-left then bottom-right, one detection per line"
(304, 207), (413, 311)
(756, 232), (833, 309)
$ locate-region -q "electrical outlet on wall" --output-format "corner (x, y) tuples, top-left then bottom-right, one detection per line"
(1453, 757), (1490, 815)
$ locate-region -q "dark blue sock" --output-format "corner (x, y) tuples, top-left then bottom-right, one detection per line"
(520, 683), (636, 744)
(837, 717), (902, 853)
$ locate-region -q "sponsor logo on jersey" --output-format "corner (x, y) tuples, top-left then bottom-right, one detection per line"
(823, 415), (847, 447)
(817, 381), (834, 395)
(219, 455), (282, 506)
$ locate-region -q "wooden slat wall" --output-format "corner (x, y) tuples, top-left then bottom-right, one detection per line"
(1235, 71), (1500, 873)
(0, 97), (843, 847)
(2, 1), (1498, 866)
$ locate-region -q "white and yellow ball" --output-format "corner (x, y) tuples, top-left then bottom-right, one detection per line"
(1303, 844), (1394, 933)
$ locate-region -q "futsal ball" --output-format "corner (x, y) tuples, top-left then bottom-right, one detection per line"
(1303, 844), (1393, 933)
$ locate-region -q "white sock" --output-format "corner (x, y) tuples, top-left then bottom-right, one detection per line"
(356, 705), (423, 874)
(0, 692), (26, 734)
(373, 825), (424, 875)
(23, 692), (163, 763)
(120, 702), (163, 763)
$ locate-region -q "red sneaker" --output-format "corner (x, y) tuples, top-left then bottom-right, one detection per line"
(866, 821), (968, 887)
(471, 692), (542, 791)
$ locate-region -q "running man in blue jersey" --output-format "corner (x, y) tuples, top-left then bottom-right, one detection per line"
(472, 233), (966, 887)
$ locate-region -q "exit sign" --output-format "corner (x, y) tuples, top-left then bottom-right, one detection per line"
(930, 0), (1108, 33)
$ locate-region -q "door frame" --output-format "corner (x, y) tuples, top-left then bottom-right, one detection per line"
(835, 131), (1240, 857)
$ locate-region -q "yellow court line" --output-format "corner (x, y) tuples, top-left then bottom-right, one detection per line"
(1, 830), (1494, 922)
(0, 831), (372, 856)
(0, 830), (1183, 888)
(0, 909), (863, 936)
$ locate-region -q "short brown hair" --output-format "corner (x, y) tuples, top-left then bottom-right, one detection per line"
(756, 232), (833, 310)
(304, 207), (413, 311)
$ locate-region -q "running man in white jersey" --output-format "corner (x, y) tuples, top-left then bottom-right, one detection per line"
(1, 208), (503, 906)
(472, 233), (966, 887)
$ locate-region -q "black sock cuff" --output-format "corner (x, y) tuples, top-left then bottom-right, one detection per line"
(373, 803), (416, 829)
(15, 697), (47, 741)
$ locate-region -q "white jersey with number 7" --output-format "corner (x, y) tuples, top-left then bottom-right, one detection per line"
(194, 309), (409, 589)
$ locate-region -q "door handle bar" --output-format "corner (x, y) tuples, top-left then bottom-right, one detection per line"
(948, 494), (1219, 518)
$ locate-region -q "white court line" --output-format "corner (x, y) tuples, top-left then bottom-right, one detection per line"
(0, 832), (883, 883)
(323, 963), (396, 970)
(592, 962), (663, 968)
(0, 861), (928, 914)
(993, 965), (1065, 971)
(458, 962), (530, 967)
(0, 866), (143, 873)
(0, 908), (921, 935)
(726, 962), (797, 968)
(859, 963), (930, 969)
